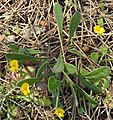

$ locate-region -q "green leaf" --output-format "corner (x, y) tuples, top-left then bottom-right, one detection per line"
(17, 78), (39, 86)
(37, 97), (51, 106)
(4, 28), (10, 36)
(98, 3), (104, 11)
(43, 97), (51, 106)
(83, 66), (110, 80)
(36, 61), (48, 77)
(80, 68), (88, 75)
(0, 86), (4, 92)
(79, 77), (102, 94)
(52, 52), (64, 73)
(69, 48), (85, 58)
(27, 48), (43, 55)
(0, 72), (4, 77)
(97, 18), (104, 26)
(63, 71), (97, 105)
(18, 48), (30, 55)
(6, 53), (42, 62)
(12, 26), (21, 34)
(69, 12), (81, 41)
(78, 107), (85, 115)
(54, 3), (63, 37)
(74, 83), (97, 105)
(100, 45), (108, 56)
(90, 52), (99, 62)
(9, 44), (19, 53)
(64, 62), (77, 74)
(103, 78), (110, 89)
(48, 76), (61, 92)
(104, 8), (108, 13)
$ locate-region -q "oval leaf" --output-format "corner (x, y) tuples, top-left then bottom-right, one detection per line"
(48, 76), (61, 92)
(64, 62), (77, 74)
(17, 78), (39, 86)
(9, 44), (19, 53)
(69, 12), (81, 41)
(37, 97), (51, 106)
(52, 52), (64, 73)
(18, 48), (30, 55)
(54, 3), (63, 37)
(82, 66), (110, 80)
(6, 53), (44, 62)
(90, 52), (99, 62)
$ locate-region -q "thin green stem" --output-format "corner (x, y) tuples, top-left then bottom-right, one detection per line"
(58, 29), (66, 63)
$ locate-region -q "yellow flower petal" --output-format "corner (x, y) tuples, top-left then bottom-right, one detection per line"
(94, 25), (105, 35)
(10, 60), (18, 72)
(23, 91), (28, 96)
(100, 27), (105, 33)
(55, 108), (65, 118)
(94, 25), (100, 33)
(59, 113), (64, 117)
(11, 67), (16, 72)
(20, 83), (30, 96)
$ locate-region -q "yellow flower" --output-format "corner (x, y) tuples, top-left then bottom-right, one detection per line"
(20, 83), (30, 96)
(10, 60), (18, 72)
(94, 25), (105, 35)
(55, 108), (65, 118)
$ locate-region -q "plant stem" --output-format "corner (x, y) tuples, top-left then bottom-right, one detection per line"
(58, 29), (66, 63)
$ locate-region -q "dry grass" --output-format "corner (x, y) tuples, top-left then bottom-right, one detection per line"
(0, 0), (113, 120)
